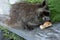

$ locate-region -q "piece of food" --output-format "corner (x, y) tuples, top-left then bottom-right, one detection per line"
(40, 22), (52, 29)
(40, 25), (46, 29)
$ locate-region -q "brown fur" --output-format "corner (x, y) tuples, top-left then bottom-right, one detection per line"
(5, 0), (50, 30)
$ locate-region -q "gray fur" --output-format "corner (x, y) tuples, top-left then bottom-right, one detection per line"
(6, 0), (50, 30)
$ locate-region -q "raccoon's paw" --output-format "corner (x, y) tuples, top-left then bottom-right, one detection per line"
(40, 21), (52, 29)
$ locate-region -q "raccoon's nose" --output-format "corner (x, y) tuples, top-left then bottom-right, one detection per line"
(43, 16), (50, 21)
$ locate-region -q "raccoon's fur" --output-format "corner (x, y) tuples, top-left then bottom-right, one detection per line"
(6, 0), (50, 30)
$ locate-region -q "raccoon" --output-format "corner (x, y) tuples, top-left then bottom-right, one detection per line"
(6, 0), (51, 30)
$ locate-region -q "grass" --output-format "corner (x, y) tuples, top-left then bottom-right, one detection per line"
(48, 0), (60, 23)
(25, 0), (60, 23)
(0, 26), (25, 40)
(25, 0), (44, 3)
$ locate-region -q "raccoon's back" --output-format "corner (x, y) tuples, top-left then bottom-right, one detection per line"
(10, 2), (39, 19)
(10, 2), (39, 14)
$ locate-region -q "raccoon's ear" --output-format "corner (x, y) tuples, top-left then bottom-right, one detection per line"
(41, 0), (49, 10)
(41, 0), (47, 7)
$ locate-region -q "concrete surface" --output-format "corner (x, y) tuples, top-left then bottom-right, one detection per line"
(0, 30), (3, 40)
(0, 15), (60, 40)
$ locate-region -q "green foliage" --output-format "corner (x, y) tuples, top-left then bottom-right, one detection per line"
(48, 0), (60, 23)
(0, 26), (25, 40)
(25, 0), (44, 3)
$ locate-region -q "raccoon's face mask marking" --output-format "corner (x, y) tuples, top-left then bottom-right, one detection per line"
(36, 0), (50, 17)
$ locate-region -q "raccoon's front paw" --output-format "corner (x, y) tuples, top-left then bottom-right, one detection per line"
(26, 27), (34, 31)
(40, 21), (52, 29)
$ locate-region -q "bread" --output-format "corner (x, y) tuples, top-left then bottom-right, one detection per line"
(40, 22), (52, 29)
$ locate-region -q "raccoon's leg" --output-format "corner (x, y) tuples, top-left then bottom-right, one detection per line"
(21, 21), (34, 30)
(22, 20), (40, 30)
(9, 20), (27, 30)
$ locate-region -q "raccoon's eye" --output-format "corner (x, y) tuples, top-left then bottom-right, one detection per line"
(42, 11), (50, 16)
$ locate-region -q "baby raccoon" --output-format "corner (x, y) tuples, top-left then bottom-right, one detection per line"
(5, 0), (51, 30)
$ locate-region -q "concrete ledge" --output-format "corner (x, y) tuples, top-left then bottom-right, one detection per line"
(0, 22), (60, 40)
(0, 15), (60, 40)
